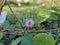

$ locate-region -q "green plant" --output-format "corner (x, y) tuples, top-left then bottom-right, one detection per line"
(1, 5), (59, 45)
(2, 6), (51, 30)
(33, 33), (55, 45)
(56, 33), (60, 43)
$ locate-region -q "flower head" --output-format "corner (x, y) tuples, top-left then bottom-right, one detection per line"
(25, 18), (34, 28)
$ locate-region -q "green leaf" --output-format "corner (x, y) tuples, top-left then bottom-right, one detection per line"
(50, 10), (60, 18)
(37, 11), (51, 24)
(0, 33), (4, 39)
(0, 42), (3, 45)
(11, 37), (21, 45)
(54, 11), (60, 18)
(48, 10), (56, 13)
(37, 12), (44, 17)
(40, 15), (51, 23)
(21, 34), (34, 45)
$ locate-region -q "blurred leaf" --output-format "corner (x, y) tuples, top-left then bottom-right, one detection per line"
(11, 37), (21, 45)
(37, 11), (51, 23)
(48, 10), (56, 13)
(0, 42), (3, 45)
(37, 12), (44, 17)
(56, 33), (60, 43)
(40, 15), (51, 23)
(53, 11), (60, 18)
(0, 33), (4, 39)
(21, 34), (34, 45)
(49, 9), (60, 18)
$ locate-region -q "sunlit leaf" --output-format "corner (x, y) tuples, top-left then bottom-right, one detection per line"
(37, 12), (44, 17)
(40, 15), (51, 23)
(48, 10), (56, 13)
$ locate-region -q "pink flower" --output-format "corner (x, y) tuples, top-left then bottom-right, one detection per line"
(25, 18), (34, 28)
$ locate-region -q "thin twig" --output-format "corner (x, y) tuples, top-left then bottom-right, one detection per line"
(0, 28), (60, 35)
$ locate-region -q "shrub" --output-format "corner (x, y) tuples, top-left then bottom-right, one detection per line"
(33, 33), (55, 45)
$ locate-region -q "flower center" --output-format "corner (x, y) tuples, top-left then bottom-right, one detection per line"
(28, 21), (31, 25)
